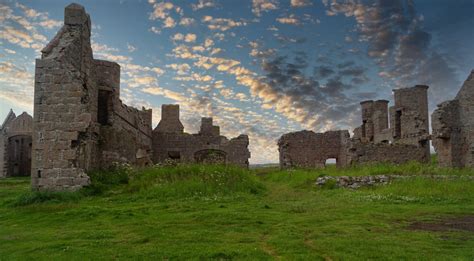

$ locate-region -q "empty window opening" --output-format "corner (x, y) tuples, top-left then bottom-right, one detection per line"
(361, 120), (367, 138)
(394, 110), (402, 138)
(325, 158), (337, 166)
(98, 90), (111, 125)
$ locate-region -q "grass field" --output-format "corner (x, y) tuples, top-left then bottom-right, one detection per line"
(0, 162), (473, 260)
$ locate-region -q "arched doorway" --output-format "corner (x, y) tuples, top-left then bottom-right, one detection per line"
(7, 135), (32, 177)
(194, 149), (226, 164)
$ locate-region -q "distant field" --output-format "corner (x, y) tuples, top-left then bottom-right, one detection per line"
(0, 162), (473, 260)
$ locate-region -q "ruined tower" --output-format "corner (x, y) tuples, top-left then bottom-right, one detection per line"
(432, 71), (474, 167)
(32, 4), (152, 190)
(390, 85), (430, 146)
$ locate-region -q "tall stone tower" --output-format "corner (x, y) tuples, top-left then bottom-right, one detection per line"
(32, 3), (153, 191)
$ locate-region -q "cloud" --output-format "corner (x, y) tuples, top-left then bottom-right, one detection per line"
(163, 16), (176, 28)
(148, 1), (182, 29)
(192, 0), (216, 11)
(291, 0), (312, 7)
(149, 2), (175, 20)
(201, 16), (247, 31)
(0, 60), (34, 111)
(142, 87), (187, 102)
(276, 15), (300, 25)
(0, 3), (62, 52)
(248, 41), (276, 58)
(323, 0), (460, 104)
(127, 43), (137, 52)
(179, 17), (195, 26)
(149, 26), (161, 34)
(252, 0), (278, 16)
(184, 33), (197, 43)
(314, 65), (335, 78)
(166, 63), (191, 75)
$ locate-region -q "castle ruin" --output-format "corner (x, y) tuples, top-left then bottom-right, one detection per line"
(153, 105), (250, 168)
(30, 4), (250, 190)
(279, 85), (431, 169)
(1, 3), (472, 191)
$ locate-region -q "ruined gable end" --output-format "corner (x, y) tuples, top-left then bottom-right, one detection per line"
(32, 4), (153, 191)
(432, 70), (474, 168)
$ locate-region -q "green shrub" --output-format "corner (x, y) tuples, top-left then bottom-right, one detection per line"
(82, 163), (132, 195)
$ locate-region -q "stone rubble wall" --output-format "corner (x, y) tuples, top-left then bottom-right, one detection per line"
(316, 174), (474, 189)
(347, 141), (430, 165)
(432, 71), (474, 168)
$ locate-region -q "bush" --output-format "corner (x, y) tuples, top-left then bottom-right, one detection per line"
(82, 163), (132, 195)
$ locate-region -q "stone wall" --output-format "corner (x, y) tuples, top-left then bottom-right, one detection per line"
(279, 85), (431, 169)
(32, 4), (152, 191)
(351, 85), (431, 165)
(152, 105), (250, 168)
(347, 142), (429, 165)
(0, 111), (33, 177)
(432, 71), (474, 167)
(278, 130), (350, 169)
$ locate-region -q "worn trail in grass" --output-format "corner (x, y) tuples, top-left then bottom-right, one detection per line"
(0, 163), (473, 259)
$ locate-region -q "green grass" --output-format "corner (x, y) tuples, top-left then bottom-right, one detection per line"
(0, 162), (473, 260)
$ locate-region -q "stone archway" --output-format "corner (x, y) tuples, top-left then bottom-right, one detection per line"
(194, 149), (226, 164)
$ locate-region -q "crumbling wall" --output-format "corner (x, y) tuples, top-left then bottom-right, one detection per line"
(279, 85), (431, 169)
(94, 60), (153, 167)
(32, 4), (152, 191)
(432, 71), (474, 168)
(351, 85), (431, 165)
(278, 130), (350, 169)
(152, 105), (250, 168)
(347, 142), (429, 165)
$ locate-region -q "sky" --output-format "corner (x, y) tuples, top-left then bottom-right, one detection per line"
(1, 0), (473, 164)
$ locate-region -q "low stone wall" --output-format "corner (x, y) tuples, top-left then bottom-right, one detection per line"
(347, 141), (430, 165)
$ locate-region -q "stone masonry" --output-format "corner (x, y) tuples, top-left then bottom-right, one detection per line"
(279, 85), (431, 168)
(278, 130), (350, 169)
(153, 105), (251, 168)
(349, 85), (431, 165)
(32, 4), (153, 190)
(0, 110), (33, 177)
(432, 71), (474, 168)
